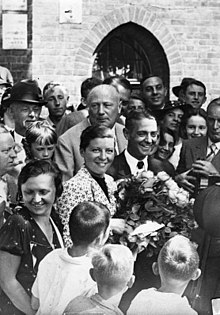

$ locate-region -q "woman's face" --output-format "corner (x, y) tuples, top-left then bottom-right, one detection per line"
(21, 173), (56, 218)
(162, 108), (184, 132)
(30, 143), (55, 160)
(81, 137), (115, 178)
(186, 115), (207, 139)
(157, 133), (175, 160)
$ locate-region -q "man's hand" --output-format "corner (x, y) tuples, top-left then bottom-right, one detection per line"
(175, 169), (197, 193)
(192, 160), (219, 177)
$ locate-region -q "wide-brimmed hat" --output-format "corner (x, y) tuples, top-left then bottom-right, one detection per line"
(152, 100), (193, 121)
(172, 77), (196, 97)
(8, 80), (47, 105)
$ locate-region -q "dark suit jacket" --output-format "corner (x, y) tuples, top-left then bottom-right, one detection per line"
(107, 151), (131, 180)
(55, 119), (127, 182)
(107, 151), (176, 180)
(177, 136), (220, 174)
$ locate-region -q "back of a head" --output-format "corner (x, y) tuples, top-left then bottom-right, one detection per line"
(103, 76), (131, 92)
(69, 201), (110, 246)
(92, 244), (134, 288)
(158, 235), (199, 282)
(81, 77), (102, 99)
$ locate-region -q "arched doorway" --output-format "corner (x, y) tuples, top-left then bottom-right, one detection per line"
(92, 22), (169, 93)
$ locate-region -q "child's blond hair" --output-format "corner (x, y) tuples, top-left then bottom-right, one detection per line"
(158, 235), (199, 281)
(92, 244), (134, 287)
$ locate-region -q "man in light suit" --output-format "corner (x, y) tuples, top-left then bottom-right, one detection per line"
(107, 110), (159, 180)
(176, 98), (220, 192)
(55, 84), (127, 181)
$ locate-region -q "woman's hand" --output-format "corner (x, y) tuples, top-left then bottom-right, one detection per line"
(0, 251), (36, 314)
(110, 218), (126, 234)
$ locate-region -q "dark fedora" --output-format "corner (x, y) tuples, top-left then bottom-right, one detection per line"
(8, 79), (47, 105)
(172, 77), (196, 97)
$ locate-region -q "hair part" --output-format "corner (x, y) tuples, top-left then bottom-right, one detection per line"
(69, 201), (110, 246)
(80, 125), (115, 151)
(125, 110), (157, 131)
(158, 235), (199, 282)
(17, 159), (63, 201)
(92, 244), (134, 287)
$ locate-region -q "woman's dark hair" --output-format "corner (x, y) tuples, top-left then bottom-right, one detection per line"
(180, 107), (207, 139)
(80, 125), (115, 151)
(17, 159), (63, 201)
(159, 127), (177, 147)
(69, 201), (110, 246)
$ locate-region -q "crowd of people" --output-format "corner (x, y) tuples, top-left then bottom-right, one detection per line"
(0, 68), (220, 315)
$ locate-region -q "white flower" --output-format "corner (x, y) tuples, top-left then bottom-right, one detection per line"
(157, 171), (170, 182)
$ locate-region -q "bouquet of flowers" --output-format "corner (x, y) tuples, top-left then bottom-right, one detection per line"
(112, 171), (197, 257)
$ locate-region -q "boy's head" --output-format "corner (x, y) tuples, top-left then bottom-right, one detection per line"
(69, 201), (110, 247)
(153, 235), (200, 285)
(91, 244), (134, 292)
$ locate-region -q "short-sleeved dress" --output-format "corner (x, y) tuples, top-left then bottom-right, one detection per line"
(0, 205), (63, 315)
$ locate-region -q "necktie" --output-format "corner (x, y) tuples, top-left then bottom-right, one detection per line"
(206, 143), (218, 162)
(137, 161), (144, 169)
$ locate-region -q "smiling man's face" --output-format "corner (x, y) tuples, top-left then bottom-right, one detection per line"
(124, 117), (158, 160)
(142, 76), (167, 109)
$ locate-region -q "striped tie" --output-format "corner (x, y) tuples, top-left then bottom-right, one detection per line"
(206, 143), (218, 162)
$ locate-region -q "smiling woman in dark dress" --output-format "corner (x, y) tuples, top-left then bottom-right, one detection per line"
(0, 160), (64, 315)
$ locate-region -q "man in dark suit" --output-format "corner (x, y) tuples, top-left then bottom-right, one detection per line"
(176, 97), (220, 314)
(176, 98), (220, 192)
(107, 110), (159, 180)
(55, 84), (127, 181)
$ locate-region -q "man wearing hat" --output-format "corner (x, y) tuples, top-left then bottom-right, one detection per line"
(172, 77), (207, 109)
(8, 79), (46, 164)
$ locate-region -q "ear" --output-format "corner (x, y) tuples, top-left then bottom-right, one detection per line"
(202, 96), (207, 105)
(152, 262), (159, 276)
(123, 128), (129, 140)
(127, 275), (135, 289)
(89, 268), (97, 283)
(118, 100), (122, 115)
(81, 97), (87, 107)
(191, 268), (201, 281)
(80, 148), (85, 158)
(164, 87), (168, 97)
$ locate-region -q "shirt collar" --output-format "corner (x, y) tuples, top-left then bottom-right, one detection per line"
(208, 138), (220, 151)
(124, 149), (148, 176)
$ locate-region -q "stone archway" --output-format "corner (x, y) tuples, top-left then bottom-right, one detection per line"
(73, 5), (183, 92)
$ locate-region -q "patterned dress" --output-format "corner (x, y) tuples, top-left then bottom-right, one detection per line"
(0, 205), (63, 315)
(57, 166), (117, 246)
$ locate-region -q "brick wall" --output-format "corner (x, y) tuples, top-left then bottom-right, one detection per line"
(1, 0), (220, 106)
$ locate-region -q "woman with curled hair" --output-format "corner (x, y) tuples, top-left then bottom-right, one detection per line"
(23, 120), (57, 162)
(57, 125), (124, 247)
(0, 159), (64, 315)
(180, 107), (207, 140)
